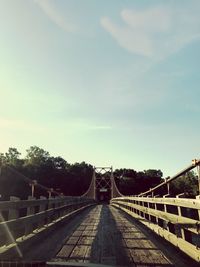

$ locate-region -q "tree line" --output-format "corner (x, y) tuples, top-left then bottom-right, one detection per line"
(0, 146), (198, 200)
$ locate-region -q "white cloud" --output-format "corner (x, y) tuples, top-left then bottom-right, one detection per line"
(89, 125), (112, 130)
(68, 121), (113, 132)
(101, 17), (153, 57)
(34, 0), (77, 32)
(101, 4), (200, 60)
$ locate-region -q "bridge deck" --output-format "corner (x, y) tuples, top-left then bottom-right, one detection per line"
(46, 205), (193, 267)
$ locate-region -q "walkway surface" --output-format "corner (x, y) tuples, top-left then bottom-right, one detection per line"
(46, 205), (195, 267)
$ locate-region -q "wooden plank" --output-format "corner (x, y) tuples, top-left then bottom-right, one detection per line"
(51, 204), (198, 266)
(71, 230), (84, 237)
(53, 205), (102, 263)
(78, 236), (94, 246)
(56, 245), (74, 258)
(69, 245), (88, 262)
(109, 205), (172, 266)
(112, 203), (200, 263)
(65, 236), (80, 245)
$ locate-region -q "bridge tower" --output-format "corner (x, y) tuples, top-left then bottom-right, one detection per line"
(82, 167), (123, 201)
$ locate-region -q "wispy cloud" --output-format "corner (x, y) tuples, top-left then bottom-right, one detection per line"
(101, 4), (200, 60)
(67, 121), (113, 132)
(34, 0), (77, 32)
(88, 125), (112, 131)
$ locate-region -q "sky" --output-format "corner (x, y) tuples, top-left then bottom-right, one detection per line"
(0, 0), (200, 177)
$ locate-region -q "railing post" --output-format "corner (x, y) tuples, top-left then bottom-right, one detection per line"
(163, 204), (170, 231)
(53, 196), (60, 221)
(60, 195), (65, 217)
(29, 180), (37, 198)
(147, 201), (151, 221)
(167, 182), (170, 195)
(196, 164), (200, 220)
(39, 196), (46, 228)
(197, 165), (200, 195)
(25, 196), (36, 235)
(154, 203), (159, 225)
(196, 195), (200, 221)
(8, 196), (20, 220)
(67, 198), (74, 213)
(47, 196), (54, 224)
(7, 196), (20, 244)
(177, 204), (185, 240)
(48, 188), (54, 199)
(62, 198), (68, 215)
(163, 179), (170, 198)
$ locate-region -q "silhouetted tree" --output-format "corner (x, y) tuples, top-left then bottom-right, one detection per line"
(0, 146), (198, 200)
(170, 171), (198, 197)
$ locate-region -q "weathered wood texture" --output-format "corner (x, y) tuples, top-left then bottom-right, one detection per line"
(50, 204), (186, 266)
(111, 196), (200, 263)
(0, 196), (95, 250)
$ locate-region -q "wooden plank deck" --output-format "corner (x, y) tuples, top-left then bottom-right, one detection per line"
(49, 205), (180, 266)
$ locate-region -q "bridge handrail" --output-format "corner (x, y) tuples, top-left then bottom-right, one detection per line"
(113, 196), (200, 210)
(138, 159), (200, 196)
(0, 196), (95, 250)
(0, 196), (84, 210)
(111, 196), (200, 262)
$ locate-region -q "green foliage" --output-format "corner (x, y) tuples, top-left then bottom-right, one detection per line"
(0, 153), (6, 166)
(0, 146), (198, 200)
(170, 171), (198, 196)
(25, 146), (50, 166)
(51, 156), (69, 170)
(5, 147), (21, 166)
(114, 169), (163, 195)
(0, 147), (93, 200)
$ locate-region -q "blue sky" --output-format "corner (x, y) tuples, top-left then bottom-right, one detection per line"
(0, 0), (200, 177)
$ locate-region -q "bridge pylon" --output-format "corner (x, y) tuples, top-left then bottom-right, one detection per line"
(81, 169), (96, 200)
(110, 169), (124, 199)
(82, 166), (123, 201)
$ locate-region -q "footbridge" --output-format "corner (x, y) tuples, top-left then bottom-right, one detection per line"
(0, 161), (200, 266)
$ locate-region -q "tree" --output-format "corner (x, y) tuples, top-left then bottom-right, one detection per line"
(142, 169), (163, 191)
(143, 169), (163, 179)
(5, 147), (21, 166)
(51, 156), (69, 170)
(25, 146), (50, 166)
(68, 162), (93, 195)
(0, 153), (6, 166)
(171, 171), (198, 197)
(0, 153), (6, 177)
(114, 168), (163, 195)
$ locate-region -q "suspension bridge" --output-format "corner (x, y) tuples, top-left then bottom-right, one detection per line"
(0, 160), (200, 266)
